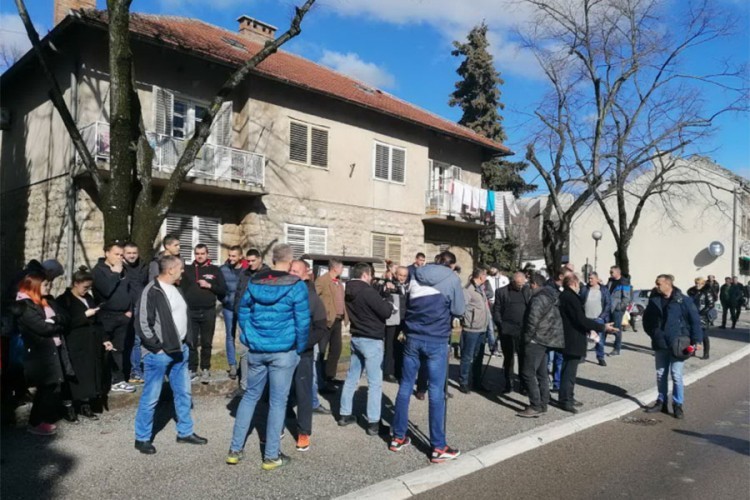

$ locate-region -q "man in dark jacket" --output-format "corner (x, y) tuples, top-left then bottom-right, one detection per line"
(93, 242), (135, 393)
(219, 245), (246, 379)
(494, 272), (531, 394)
(227, 244), (310, 470)
(181, 244), (226, 383)
(124, 242), (149, 384)
(606, 266), (632, 355)
(559, 274), (614, 413)
(643, 274), (703, 419)
(579, 272), (612, 367)
(725, 276), (745, 329)
(381, 266), (409, 383)
(288, 259), (329, 451)
(517, 274), (565, 418)
(148, 234), (182, 281)
(134, 255), (207, 454)
(338, 263), (394, 435)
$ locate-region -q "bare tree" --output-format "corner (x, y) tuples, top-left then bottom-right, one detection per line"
(520, 0), (747, 275)
(16, 0), (317, 258)
(0, 40), (24, 69)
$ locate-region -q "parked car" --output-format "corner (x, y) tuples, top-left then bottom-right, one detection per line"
(625, 289), (651, 332)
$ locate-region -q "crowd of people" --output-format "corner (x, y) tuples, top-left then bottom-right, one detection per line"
(2, 240), (747, 468)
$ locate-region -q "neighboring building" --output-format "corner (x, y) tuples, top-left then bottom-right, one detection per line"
(0, 2), (511, 287)
(517, 157), (750, 290)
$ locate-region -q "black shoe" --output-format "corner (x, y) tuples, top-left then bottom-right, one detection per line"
(560, 405), (578, 414)
(312, 405), (331, 415)
(135, 440), (156, 454)
(366, 422), (380, 436)
(458, 384), (470, 394)
(501, 386), (512, 395)
(320, 383), (338, 394)
(328, 378), (344, 386)
(384, 375), (398, 383)
(608, 350), (621, 357)
(645, 401), (668, 414)
(225, 387), (244, 399)
(477, 384), (491, 393)
(337, 415), (356, 427)
(573, 400), (583, 407)
(517, 406), (542, 418)
(80, 404), (99, 421)
(673, 404), (684, 419)
(176, 433), (208, 445)
(64, 405), (79, 424)
(702, 355), (710, 360)
(598, 358), (607, 367)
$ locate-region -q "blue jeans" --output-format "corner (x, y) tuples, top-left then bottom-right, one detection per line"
(222, 308), (237, 367)
(340, 337), (384, 423)
(134, 344), (194, 441)
(459, 330), (485, 387)
(603, 310), (624, 353)
(548, 350), (562, 389)
(229, 350), (299, 459)
(130, 331), (143, 379)
(654, 349), (685, 405)
(312, 344), (320, 409)
(392, 338), (449, 450)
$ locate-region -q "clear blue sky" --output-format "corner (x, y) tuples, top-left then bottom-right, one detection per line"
(2, 0), (748, 183)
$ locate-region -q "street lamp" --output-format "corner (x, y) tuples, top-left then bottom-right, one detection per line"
(707, 241), (724, 258)
(592, 230), (603, 272)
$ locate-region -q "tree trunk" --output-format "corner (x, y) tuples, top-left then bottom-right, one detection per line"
(614, 237), (631, 278)
(543, 218), (566, 273)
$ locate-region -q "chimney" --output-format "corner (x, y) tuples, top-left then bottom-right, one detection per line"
(54, 0), (96, 25)
(237, 15), (277, 44)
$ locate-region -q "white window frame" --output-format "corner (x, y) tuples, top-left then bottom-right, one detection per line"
(284, 223), (328, 257)
(288, 118), (330, 169)
(161, 213), (222, 264)
(171, 95), (209, 140)
(372, 140), (407, 185)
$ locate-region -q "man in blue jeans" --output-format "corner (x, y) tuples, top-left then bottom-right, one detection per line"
(226, 244), (310, 470)
(337, 263), (394, 435)
(643, 274), (702, 419)
(220, 245), (246, 380)
(606, 266), (632, 356)
(133, 255), (207, 454)
(390, 251), (465, 463)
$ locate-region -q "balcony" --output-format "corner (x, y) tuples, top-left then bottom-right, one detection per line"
(424, 188), (484, 228)
(79, 121), (265, 192)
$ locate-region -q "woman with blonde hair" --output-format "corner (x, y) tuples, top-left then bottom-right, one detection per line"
(687, 277), (715, 360)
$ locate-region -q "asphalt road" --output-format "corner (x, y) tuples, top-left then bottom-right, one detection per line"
(421, 358), (750, 500)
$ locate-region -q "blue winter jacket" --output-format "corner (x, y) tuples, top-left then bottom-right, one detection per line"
(238, 270), (310, 354)
(220, 261), (243, 309)
(579, 284), (612, 322)
(405, 264), (465, 342)
(642, 287), (703, 351)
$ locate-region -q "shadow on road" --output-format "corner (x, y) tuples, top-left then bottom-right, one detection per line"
(673, 429), (750, 456)
(575, 377), (645, 407)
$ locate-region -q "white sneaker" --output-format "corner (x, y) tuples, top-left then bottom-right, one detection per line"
(111, 381), (136, 393)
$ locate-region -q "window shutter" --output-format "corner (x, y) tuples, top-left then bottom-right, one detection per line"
(289, 122), (308, 163)
(210, 101), (233, 147)
(391, 147), (405, 183)
(387, 235), (402, 265)
(372, 233), (386, 260)
(165, 214), (194, 263)
(153, 86), (174, 136)
(197, 216), (221, 262)
(308, 227), (327, 254)
(285, 225), (307, 257)
(374, 143), (389, 180)
(310, 127), (328, 168)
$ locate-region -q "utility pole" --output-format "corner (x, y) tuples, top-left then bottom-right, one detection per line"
(732, 184), (738, 276)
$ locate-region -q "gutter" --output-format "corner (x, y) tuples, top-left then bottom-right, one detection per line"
(65, 58), (80, 282)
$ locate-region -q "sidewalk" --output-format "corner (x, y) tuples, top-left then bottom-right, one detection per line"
(1, 321), (748, 499)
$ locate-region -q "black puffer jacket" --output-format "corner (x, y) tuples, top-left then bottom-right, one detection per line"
(12, 299), (66, 386)
(523, 286), (564, 349)
(687, 286), (716, 317)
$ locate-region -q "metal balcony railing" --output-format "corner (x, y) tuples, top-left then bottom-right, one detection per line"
(79, 121), (265, 187)
(425, 188), (453, 216)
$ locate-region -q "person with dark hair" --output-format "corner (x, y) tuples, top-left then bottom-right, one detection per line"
(406, 252), (427, 281)
(558, 274), (615, 413)
(606, 265), (632, 355)
(134, 255), (207, 454)
(220, 245), (246, 379)
(315, 258), (347, 392)
(182, 244), (226, 383)
(687, 277), (715, 359)
(123, 242), (149, 384)
(390, 251), (465, 463)
(93, 242), (135, 393)
(56, 267), (106, 421)
(338, 263), (394, 435)
(149, 234), (181, 281)
(579, 272), (612, 367)
(494, 271), (531, 394)
(458, 268), (490, 394)
(12, 273), (69, 435)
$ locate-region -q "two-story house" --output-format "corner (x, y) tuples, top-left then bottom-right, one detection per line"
(0, 1), (511, 287)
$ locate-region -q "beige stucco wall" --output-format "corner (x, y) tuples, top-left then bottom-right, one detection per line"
(568, 159), (749, 291)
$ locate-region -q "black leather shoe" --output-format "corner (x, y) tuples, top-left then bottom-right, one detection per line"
(366, 422), (380, 436)
(337, 415), (356, 427)
(645, 401), (668, 414)
(80, 404), (99, 421)
(673, 404), (684, 419)
(312, 405), (331, 415)
(176, 433), (208, 445)
(573, 400), (584, 407)
(135, 440), (156, 454)
(560, 405), (578, 414)
(64, 405), (79, 424)
(598, 358), (607, 367)
(458, 384), (470, 394)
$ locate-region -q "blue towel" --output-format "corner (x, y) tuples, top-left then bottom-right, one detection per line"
(486, 190), (495, 212)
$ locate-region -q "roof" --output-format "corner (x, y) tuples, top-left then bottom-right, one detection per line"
(69, 10), (510, 154)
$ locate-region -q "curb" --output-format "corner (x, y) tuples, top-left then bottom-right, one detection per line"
(336, 343), (750, 499)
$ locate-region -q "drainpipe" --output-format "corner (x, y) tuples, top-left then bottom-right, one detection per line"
(66, 62), (79, 282)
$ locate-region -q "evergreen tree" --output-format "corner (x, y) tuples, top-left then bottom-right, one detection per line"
(450, 23), (535, 270)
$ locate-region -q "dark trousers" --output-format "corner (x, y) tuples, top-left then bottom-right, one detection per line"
(500, 334), (525, 389)
(189, 307), (216, 372)
(291, 350), (314, 436)
(559, 354), (583, 407)
(521, 342), (549, 410)
(29, 383), (60, 426)
(721, 303), (741, 327)
(101, 312), (130, 384)
(384, 325), (399, 378)
(324, 318), (343, 379)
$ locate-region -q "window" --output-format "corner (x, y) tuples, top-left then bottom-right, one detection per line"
(152, 86), (231, 146)
(172, 99), (208, 139)
(289, 120), (329, 168)
(285, 224), (327, 257)
(429, 160), (462, 191)
(162, 214), (221, 264)
(373, 141), (406, 183)
(371, 233), (402, 272)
